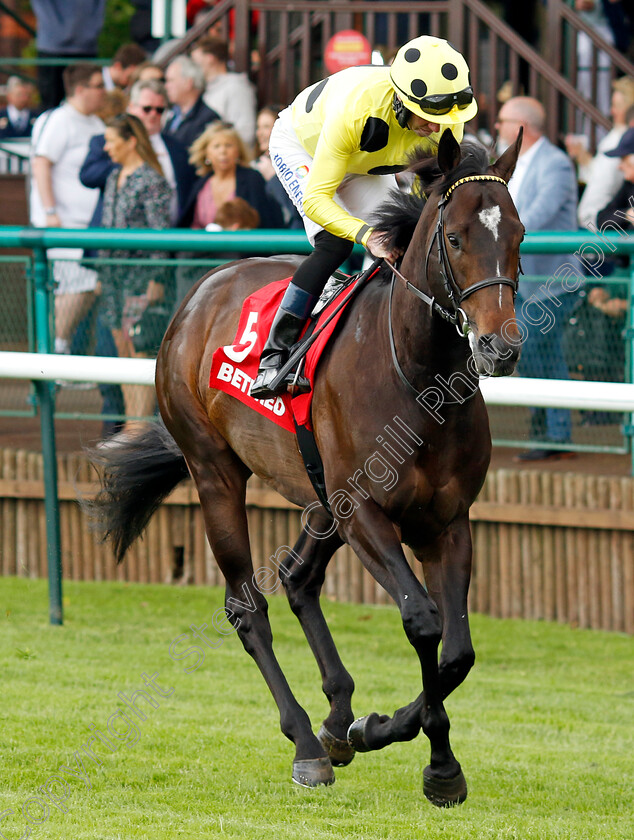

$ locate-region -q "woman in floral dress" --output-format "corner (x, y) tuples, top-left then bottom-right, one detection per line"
(98, 113), (172, 432)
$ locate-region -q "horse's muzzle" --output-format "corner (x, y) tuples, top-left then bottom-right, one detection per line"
(472, 332), (520, 377)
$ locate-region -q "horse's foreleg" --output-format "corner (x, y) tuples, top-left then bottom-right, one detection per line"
(282, 514), (356, 767)
(185, 446), (333, 788)
(342, 503), (466, 807)
(420, 516), (475, 700)
(349, 516), (476, 752)
(346, 518), (475, 756)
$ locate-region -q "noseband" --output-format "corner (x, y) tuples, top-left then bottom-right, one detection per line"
(389, 174), (521, 337)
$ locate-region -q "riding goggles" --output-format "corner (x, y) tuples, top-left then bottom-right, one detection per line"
(418, 87), (474, 116)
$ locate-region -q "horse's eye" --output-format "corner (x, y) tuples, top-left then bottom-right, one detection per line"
(447, 234), (460, 249)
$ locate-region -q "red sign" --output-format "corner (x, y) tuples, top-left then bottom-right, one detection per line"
(324, 30), (372, 75)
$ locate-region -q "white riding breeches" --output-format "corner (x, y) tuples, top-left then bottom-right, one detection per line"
(268, 106), (398, 246)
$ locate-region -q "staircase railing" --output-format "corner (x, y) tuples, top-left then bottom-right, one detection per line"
(145, 0), (634, 151)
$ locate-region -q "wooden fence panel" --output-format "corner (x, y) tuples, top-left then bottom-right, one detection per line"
(0, 447), (632, 634)
(2, 449), (16, 576)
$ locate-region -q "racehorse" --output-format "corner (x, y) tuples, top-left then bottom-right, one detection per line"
(89, 129), (524, 806)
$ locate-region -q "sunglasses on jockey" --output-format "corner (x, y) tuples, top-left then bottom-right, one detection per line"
(417, 87), (474, 116)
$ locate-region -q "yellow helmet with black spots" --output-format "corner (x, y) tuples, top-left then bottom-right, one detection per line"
(389, 35), (478, 126)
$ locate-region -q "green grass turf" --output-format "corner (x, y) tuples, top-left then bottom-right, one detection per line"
(0, 577), (632, 839)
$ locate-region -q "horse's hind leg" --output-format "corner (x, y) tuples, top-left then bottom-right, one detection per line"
(183, 441), (334, 787)
(282, 512), (356, 767)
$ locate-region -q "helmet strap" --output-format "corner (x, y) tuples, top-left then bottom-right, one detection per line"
(392, 93), (412, 130)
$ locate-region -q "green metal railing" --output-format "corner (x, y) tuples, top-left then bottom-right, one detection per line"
(2, 225), (632, 257)
(0, 227), (315, 253)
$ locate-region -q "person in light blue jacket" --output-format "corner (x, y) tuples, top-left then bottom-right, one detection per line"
(496, 96), (581, 461)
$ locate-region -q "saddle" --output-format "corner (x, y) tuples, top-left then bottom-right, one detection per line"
(209, 260), (383, 511)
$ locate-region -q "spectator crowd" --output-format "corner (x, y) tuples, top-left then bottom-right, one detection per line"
(0, 18), (291, 442)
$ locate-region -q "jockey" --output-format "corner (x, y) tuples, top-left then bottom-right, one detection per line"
(250, 35), (478, 400)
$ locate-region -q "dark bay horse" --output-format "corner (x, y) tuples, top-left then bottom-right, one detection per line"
(89, 130), (524, 805)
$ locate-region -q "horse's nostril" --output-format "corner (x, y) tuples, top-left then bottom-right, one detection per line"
(474, 334), (520, 376)
(478, 333), (518, 361)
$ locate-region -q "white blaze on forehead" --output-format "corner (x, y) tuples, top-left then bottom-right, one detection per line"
(478, 205), (501, 241)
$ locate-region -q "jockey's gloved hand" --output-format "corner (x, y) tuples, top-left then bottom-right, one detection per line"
(367, 230), (403, 263)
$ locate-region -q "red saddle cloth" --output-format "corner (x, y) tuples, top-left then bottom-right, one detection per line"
(209, 277), (353, 431)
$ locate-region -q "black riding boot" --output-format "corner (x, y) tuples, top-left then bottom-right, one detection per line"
(251, 232), (354, 400)
(250, 284), (318, 400)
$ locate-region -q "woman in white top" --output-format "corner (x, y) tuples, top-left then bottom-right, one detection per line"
(566, 76), (634, 229)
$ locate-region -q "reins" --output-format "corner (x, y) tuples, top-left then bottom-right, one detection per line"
(385, 173), (520, 397)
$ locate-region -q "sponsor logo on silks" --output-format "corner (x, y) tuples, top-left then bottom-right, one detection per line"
(272, 154), (306, 204)
(216, 361), (287, 417)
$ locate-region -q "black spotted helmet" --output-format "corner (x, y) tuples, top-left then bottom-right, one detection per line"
(389, 35), (478, 125)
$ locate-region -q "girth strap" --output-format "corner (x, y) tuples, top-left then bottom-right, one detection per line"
(294, 420), (333, 516)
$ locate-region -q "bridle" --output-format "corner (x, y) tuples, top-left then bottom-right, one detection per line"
(388, 174), (521, 338)
(386, 173), (521, 397)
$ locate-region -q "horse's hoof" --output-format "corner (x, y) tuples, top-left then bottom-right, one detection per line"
(347, 715), (377, 753)
(317, 724), (355, 767)
(423, 767), (468, 807)
(292, 757), (335, 788)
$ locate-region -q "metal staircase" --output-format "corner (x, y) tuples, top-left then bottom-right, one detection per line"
(171, 0), (634, 150)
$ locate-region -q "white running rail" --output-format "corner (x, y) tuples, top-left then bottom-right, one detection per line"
(1, 351), (634, 412)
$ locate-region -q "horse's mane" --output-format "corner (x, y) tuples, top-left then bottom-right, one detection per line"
(369, 140), (491, 259)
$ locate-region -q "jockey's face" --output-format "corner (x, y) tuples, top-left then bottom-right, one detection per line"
(408, 113), (441, 136)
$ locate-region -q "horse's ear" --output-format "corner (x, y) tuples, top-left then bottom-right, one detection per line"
(437, 128), (461, 173)
(489, 127), (523, 183)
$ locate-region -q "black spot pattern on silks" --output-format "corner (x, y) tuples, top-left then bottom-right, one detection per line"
(306, 79), (328, 113)
(404, 48), (420, 62)
(360, 117), (390, 152)
(441, 63), (458, 80)
(411, 79), (428, 98)
(368, 165), (405, 175)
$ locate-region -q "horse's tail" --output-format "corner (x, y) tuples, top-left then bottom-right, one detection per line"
(85, 422), (189, 563)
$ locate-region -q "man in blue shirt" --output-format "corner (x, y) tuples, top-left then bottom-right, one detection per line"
(31, 0), (106, 110)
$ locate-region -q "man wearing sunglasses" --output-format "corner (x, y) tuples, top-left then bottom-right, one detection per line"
(251, 35), (478, 400)
(80, 79), (196, 226)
